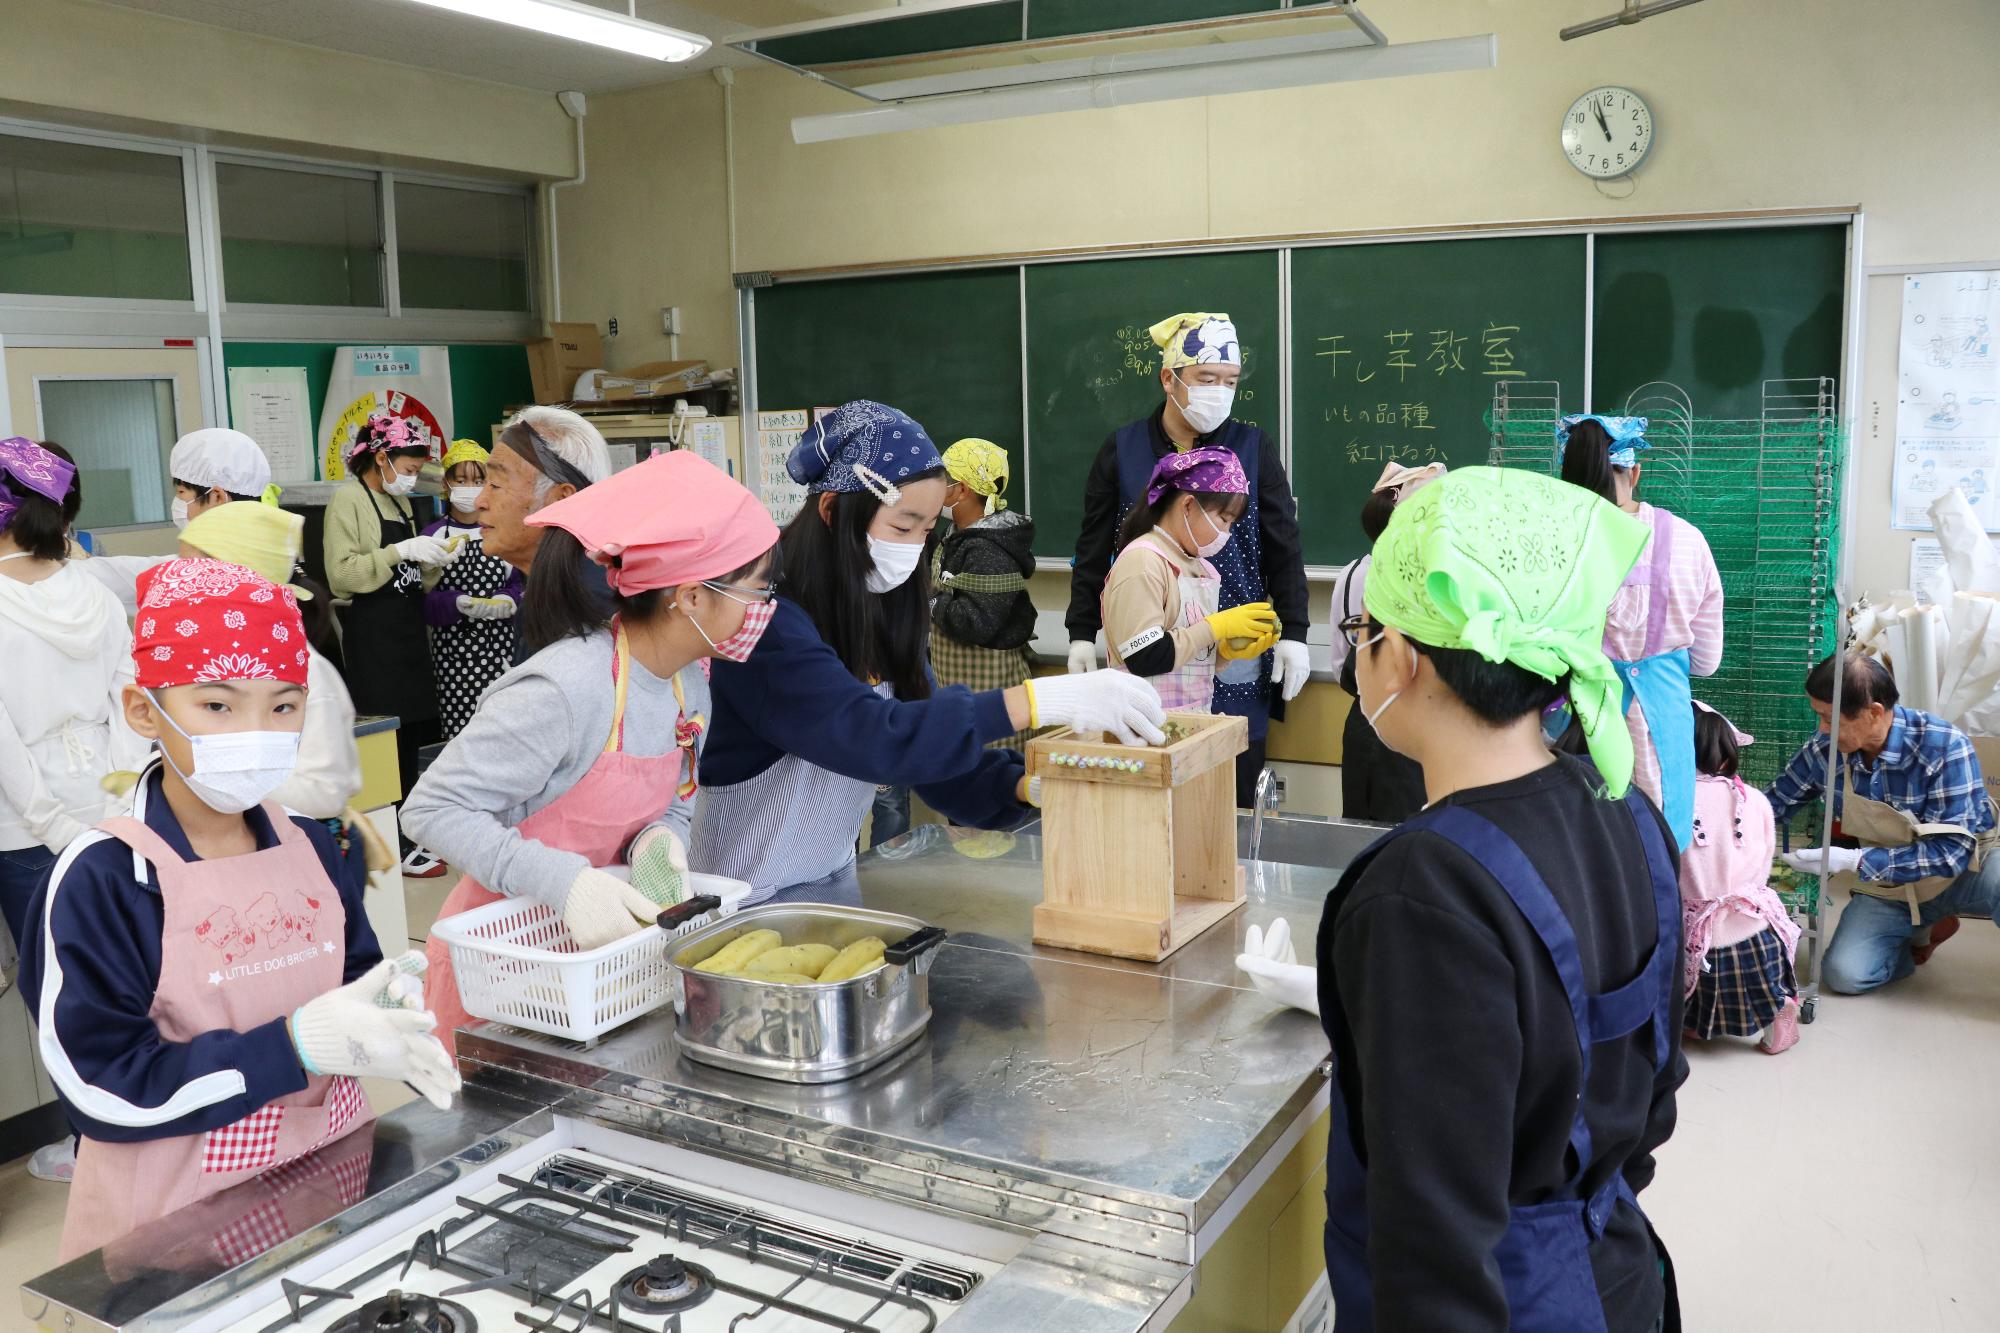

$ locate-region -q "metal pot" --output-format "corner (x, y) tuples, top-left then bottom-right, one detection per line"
(664, 903), (946, 1084)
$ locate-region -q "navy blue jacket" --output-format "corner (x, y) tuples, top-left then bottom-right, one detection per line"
(20, 763), (379, 1144)
(704, 598), (1026, 829)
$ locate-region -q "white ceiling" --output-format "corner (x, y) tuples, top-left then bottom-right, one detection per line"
(96, 0), (884, 93)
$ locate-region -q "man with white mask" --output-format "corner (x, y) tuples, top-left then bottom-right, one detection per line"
(1065, 312), (1311, 806)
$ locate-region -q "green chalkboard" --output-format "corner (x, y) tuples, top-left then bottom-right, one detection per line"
(753, 269), (1024, 463)
(1023, 251), (1280, 559)
(220, 342), (533, 474)
(1592, 225), (1847, 419)
(1289, 235), (1589, 565)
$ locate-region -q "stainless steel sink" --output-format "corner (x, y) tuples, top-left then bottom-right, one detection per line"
(1236, 811), (1386, 871)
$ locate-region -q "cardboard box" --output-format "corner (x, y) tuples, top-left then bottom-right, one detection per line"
(1973, 736), (2000, 805)
(526, 321), (604, 403)
(598, 360), (711, 401)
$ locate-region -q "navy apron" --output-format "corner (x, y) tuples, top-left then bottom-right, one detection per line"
(1113, 419), (1271, 738)
(1610, 507), (1695, 850)
(1318, 792), (1680, 1331)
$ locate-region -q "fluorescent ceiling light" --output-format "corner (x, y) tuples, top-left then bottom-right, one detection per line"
(402, 0), (710, 62)
(793, 34), (1496, 144)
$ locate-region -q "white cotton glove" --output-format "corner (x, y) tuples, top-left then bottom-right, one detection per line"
(1027, 670), (1167, 746)
(437, 533), (468, 567)
(1272, 639), (1312, 702)
(627, 826), (690, 907)
(1236, 918), (1320, 1016)
(393, 535), (451, 566)
(1780, 846), (1865, 877)
(1066, 640), (1098, 675)
(291, 956), (461, 1110)
(562, 866), (663, 950)
(456, 594), (517, 621)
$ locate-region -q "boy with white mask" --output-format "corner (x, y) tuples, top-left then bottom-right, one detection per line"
(168, 427), (274, 529)
(1065, 312), (1311, 807)
(22, 558), (455, 1261)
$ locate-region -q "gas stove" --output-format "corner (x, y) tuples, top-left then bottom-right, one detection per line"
(224, 1122), (1015, 1333)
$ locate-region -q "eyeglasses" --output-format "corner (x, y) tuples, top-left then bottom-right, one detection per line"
(1338, 613), (1387, 651)
(702, 578), (778, 605)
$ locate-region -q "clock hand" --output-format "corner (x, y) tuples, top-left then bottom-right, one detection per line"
(1594, 101), (1611, 141)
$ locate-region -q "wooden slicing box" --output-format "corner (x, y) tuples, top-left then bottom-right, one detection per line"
(1027, 711), (1249, 962)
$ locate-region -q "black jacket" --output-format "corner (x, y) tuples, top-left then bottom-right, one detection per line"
(1064, 405), (1310, 644)
(932, 510), (1037, 651)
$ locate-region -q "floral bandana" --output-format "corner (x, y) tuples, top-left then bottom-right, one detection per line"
(1144, 446), (1248, 505)
(1363, 466), (1650, 796)
(0, 436), (76, 529)
(1149, 312), (1241, 370)
(942, 437), (1010, 514)
(132, 558), (309, 689)
(785, 400), (942, 503)
(1557, 414), (1651, 468)
(345, 411), (430, 463)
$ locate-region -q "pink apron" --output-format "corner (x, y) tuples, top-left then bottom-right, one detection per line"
(424, 625), (694, 1054)
(61, 808), (373, 1263)
(1115, 533), (1221, 712)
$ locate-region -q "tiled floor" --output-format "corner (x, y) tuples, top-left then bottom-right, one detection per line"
(2, 893), (1996, 1331)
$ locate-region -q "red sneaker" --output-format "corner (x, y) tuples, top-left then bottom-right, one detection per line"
(1912, 915), (1961, 966)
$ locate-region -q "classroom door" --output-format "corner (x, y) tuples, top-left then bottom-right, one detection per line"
(0, 343), (208, 529)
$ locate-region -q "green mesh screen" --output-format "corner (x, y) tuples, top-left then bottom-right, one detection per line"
(1489, 383), (1845, 788)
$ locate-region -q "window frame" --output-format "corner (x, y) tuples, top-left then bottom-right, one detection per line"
(389, 170), (540, 320)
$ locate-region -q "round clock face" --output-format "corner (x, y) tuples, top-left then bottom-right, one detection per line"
(1562, 86), (1653, 179)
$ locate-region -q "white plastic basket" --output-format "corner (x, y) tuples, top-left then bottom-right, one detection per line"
(431, 873), (751, 1044)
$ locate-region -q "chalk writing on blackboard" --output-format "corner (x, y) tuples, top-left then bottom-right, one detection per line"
(1080, 325), (1257, 403)
(1316, 323), (1527, 381)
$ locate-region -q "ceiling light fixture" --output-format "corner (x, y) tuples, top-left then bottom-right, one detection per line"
(1560, 0), (1712, 41)
(401, 0), (709, 62)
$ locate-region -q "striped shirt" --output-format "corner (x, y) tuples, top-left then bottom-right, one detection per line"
(1765, 706), (1993, 884)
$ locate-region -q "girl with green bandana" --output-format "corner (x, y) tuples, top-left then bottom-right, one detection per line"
(1237, 466), (1689, 1332)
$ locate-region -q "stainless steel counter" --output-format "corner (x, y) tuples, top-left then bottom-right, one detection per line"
(25, 821), (1368, 1333)
(461, 826), (1343, 1267)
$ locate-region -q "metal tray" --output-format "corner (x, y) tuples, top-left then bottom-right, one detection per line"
(664, 903), (946, 1084)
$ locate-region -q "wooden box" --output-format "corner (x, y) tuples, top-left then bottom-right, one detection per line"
(1027, 711), (1249, 962)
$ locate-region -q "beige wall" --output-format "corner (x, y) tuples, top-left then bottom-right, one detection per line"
(0, 0), (576, 180)
(555, 0), (2000, 602)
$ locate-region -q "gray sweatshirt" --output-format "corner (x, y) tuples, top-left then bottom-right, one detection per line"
(400, 629), (707, 908)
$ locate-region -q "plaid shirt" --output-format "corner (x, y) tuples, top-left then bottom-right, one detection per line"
(1765, 706), (1993, 885)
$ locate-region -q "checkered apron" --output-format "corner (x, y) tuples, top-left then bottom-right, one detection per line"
(60, 808), (374, 1264)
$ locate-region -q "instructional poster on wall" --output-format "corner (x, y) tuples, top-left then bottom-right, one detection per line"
(226, 366), (315, 483)
(1895, 271), (2000, 530)
(316, 345), (454, 481)
(756, 408), (809, 525)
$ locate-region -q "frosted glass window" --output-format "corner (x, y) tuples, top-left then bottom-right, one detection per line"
(396, 182), (532, 312)
(0, 135), (192, 300)
(218, 162), (383, 307)
(37, 378), (179, 527)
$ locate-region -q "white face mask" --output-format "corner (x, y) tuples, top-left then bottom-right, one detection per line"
(448, 486), (483, 513)
(865, 535), (926, 594)
(149, 691), (301, 814)
(383, 470), (419, 498)
(1356, 632), (1417, 740)
(1174, 373), (1236, 435)
(170, 497), (192, 530)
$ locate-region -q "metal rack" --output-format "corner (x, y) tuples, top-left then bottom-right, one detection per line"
(1489, 376), (1847, 1008)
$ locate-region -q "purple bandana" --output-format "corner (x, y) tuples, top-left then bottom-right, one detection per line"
(1144, 446), (1247, 505)
(0, 436), (76, 529)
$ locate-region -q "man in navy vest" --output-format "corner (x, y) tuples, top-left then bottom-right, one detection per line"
(1065, 312), (1311, 806)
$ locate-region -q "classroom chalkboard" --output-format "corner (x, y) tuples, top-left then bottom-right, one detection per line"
(753, 268), (1025, 465)
(1024, 251), (1280, 560)
(220, 342), (533, 463)
(1289, 235), (1588, 564)
(1592, 225), (1847, 419)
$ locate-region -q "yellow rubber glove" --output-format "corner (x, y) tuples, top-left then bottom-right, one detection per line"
(1218, 629), (1280, 661)
(1206, 601), (1279, 652)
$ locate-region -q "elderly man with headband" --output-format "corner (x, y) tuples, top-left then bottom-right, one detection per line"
(480, 407), (617, 663)
(1065, 311), (1311, 807)
(1236, 466), (1688, 1331)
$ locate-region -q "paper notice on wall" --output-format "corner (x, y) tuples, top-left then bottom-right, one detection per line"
(756, 409), (810, 525)
(689, 419), (730, 476)
(317, 346), (455, 481)
(605, 442), (640, 474)
(1910, 538), (1946, 598)
(227, 366), (316, 483)
(1895, 271), (2000, 530)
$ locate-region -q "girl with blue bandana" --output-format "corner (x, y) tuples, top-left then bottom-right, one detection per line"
(689, 400), (1166, 904)
(1559, 414), (1725, 850)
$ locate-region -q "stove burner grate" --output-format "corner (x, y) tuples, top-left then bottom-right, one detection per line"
(328, 1289), (477, 1333)
(614, 1254), (716, 1314)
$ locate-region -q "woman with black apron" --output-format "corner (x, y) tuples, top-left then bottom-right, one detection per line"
(1329, 462), (1439, 823)
(323, 414), (459, 838)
